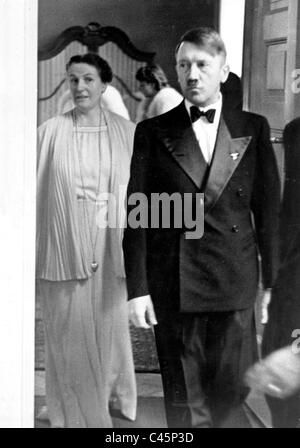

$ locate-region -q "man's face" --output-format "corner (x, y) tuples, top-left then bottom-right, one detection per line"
(176, 42), (229, 107)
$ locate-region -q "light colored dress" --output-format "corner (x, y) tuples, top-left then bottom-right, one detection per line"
(136, 87), (183, 122)
(37, 111), (136, 428)
(146, 87), (183, 118)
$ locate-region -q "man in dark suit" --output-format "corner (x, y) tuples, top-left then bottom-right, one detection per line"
(123, 27), (280, 428)
(259, 117), (300, 427)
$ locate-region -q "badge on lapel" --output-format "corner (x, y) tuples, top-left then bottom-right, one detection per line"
(230, 151), (240, 161)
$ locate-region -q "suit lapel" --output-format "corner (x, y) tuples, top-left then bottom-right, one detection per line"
(204, 114), (252, 212)
(160, 102), (208, 189)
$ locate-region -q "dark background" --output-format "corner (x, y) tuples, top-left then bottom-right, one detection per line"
(38, 0), (219, 88)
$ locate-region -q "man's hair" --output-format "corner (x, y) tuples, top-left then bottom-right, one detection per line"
(135, 65), (169, 92)
(66, 53), (113, 83)
(175, 27), (226, 58)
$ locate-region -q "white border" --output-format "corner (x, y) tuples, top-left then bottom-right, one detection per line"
(0, 0), (37, 427)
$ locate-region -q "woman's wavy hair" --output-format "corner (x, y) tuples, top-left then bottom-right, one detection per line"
(135, 64), (169, 92)
(66, 53), (113, 83)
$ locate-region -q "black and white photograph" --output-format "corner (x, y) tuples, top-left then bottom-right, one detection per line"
(0, 0), (300, 431)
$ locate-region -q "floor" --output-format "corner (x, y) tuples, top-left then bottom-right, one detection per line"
(34, 370), (271, 428)
(34, 289), (272, 428)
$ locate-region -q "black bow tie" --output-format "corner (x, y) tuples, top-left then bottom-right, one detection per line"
(190, 106), (216, 124)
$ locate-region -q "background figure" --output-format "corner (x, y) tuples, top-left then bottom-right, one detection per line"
(135, 64), (183, 121)
(258, 117), (300, 428)
(36, 53), (136, 427)
(220, 71), (243, 110)
(123, 27), (280, 428)
(57, 84), (131, 120)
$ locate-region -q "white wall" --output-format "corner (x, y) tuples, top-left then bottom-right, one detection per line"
(0, 0), (37, 427)
(219, 0), (246, 77)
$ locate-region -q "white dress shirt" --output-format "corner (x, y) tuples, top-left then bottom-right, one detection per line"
(185, 95), (222, 165)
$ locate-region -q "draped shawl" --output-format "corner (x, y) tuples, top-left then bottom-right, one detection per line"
(36, 109), (135, 280)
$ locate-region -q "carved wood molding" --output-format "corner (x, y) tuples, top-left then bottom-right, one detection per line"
(38, 79), (66, 101)
(38, 22), (156, 63)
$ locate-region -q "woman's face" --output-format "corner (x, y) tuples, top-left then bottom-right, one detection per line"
(67, 63), (106, 113)
(138, 81), (157, 98)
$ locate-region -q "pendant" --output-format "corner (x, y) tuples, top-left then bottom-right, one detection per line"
(91, 262), (99, 272)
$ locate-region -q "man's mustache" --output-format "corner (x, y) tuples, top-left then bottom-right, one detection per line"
(186, 80), (200, 87)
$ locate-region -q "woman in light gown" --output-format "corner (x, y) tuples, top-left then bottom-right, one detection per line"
(135, 64), (183, 122)
(36, 53), (137, 428)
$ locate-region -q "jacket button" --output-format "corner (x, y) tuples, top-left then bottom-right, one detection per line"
(232, 225), (239, 233)
(237, 188), (244, 197)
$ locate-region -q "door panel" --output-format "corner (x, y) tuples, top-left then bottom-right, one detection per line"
(243, 0), (300, 187)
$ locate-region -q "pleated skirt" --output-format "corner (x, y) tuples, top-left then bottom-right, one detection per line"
(39, 200), (137, 428)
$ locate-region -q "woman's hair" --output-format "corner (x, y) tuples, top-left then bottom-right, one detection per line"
(66, 53), (113, 83)
(175, 26), (226, 58)
(135, 65), (169, 92)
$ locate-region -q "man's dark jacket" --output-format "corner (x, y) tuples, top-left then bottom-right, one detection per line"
(123, 101), (280, 314)
(263, 117), (300, 354)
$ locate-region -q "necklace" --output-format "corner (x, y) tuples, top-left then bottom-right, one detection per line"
(73, 108), (102, 273)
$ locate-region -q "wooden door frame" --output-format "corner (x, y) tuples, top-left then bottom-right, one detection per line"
(242, 0), (300, 121)
(242, 0), (257, 112)
(285, 0), (300, 123)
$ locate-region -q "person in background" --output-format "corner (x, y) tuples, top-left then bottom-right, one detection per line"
(135, 64), (183, 121)
(220, 71), (243, 110)
(36, 53), (136, 427)
(58, 83), (131, 120)
(246, 117), (300, 428)
(123, 27), (280, 428)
